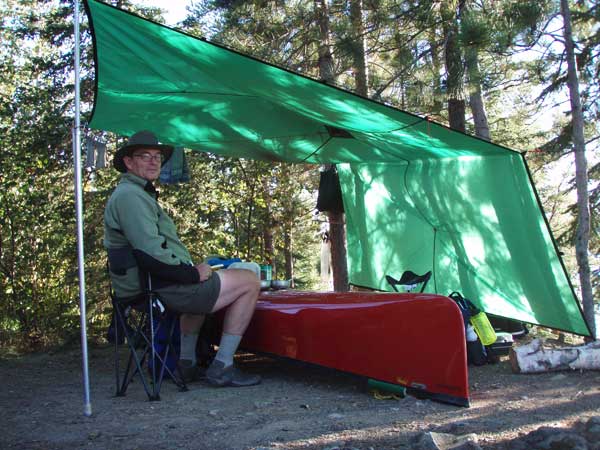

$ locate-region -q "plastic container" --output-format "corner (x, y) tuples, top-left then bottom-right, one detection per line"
(271, 279), (291, 290)
(489, 331), (514, 356)
(465, 324), (478, 342)
(260, 264), (272, 281)
(470, 311), (497, 346)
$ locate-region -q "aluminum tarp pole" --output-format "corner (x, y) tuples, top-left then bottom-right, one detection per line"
(73, 0), (92, 417)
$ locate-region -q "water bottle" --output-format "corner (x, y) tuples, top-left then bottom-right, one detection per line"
(260, 264), (272, 281)
(465, 324), (478, 342)
(470, 311), (496, 346)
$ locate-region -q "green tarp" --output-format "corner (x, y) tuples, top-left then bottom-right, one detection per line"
(84, 0), (591, 336)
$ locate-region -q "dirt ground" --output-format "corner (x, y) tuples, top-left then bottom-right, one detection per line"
(1, 338), (599, 450)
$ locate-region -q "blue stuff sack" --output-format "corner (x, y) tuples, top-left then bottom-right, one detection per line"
(147, 312), (180, 379)
(206, 257), (242, 268)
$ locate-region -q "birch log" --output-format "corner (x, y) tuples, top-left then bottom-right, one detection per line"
(510, 339), (600, 373)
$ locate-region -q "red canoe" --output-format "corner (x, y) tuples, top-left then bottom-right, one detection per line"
(239, 290), (469, 406)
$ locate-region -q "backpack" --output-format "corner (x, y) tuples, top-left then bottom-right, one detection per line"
(448, 292), (498, 366)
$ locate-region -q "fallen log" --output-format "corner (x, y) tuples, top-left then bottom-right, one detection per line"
(510, 338), (600, 373)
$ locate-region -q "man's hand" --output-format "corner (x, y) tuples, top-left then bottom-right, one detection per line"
(195, 263), (213, 282)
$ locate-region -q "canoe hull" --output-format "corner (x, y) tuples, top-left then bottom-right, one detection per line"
(239, 291), (469, 406)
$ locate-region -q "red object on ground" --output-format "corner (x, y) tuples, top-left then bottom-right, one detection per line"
(241, 290), (469, 406)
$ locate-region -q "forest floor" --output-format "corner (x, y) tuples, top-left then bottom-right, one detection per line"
(1, 336), (599, 450)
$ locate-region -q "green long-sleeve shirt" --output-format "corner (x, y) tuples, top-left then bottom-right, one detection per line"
(104, 173), (198, 297)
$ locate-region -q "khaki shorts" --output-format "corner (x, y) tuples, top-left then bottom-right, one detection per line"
(155, 272), (221, 314)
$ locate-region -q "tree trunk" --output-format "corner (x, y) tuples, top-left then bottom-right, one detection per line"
(314, 0), (335, 83)
(441, 2), (466, 132)
(315, 0), (349, 291)
(283, 224), (294, 285)
(510, 339), (600, 373)
(459, 0), (489, 140)
(429, 30), (444, 120)
(560, 0), (595, 339)
(465, 46), (490, 140)
(262, 176), (274, 265)
(350, 0), (368, 97)
(327, 210), (348, 291)
(245, 188), (254, 261)
(238, 161), (255, 260)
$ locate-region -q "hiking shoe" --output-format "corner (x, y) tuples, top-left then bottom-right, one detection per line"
(176, 359), (202, 383)
(205, 360), (261, 387)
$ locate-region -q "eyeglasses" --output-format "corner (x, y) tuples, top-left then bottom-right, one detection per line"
(133, 153), (163, 163)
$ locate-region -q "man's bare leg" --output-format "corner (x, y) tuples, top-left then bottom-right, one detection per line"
(205, 269), (261, 386)
(211, 269), (260, 334)
(180, 314), (205, 333)
(179, 313), (205, 366)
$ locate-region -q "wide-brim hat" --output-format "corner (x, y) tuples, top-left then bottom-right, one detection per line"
(114, 130), (174, 173)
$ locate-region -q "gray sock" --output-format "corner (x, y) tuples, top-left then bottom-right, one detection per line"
(214, 333), (242, 367)
(180, 333), (199, 365)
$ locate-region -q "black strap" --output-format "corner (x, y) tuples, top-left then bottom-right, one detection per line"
(107, 247), (137, 275)
(144, 180), (159, 200)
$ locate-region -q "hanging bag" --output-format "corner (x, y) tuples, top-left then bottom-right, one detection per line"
(316, 166), (345, 213)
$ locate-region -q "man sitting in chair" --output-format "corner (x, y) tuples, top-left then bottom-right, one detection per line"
(104, 130), (261, 387)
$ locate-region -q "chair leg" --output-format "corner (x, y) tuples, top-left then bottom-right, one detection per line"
(156, 313), (188, 392)
(113, 305), (124, 397)
(124, 313), (154, 397)
(112, 301), (134, 397)
(113, 301), (156, 400)
(149, 309), (188, 394)
(113, 297), (189, 401)
(148, 302), (158, 400)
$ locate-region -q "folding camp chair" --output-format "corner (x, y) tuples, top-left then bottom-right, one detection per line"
(385, 270), (432, 293)
(109, 268), (187, 401)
